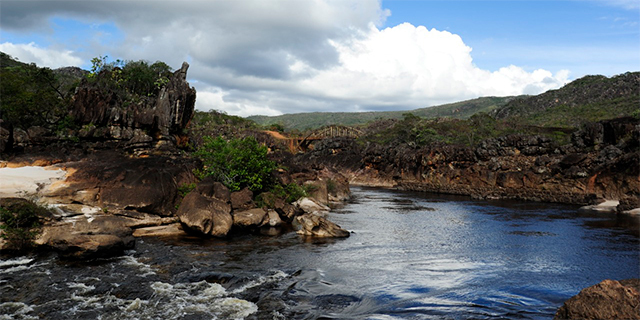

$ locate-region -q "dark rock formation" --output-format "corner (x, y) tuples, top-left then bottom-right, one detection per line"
(554, 279), (640, 320)
(70, 62), (195, 145)
(230, 188), (254, 211)
(177, 180), (233, 237)
(295, 213), (350, 238)
(298, 117), (639, 205)
(46, 150), (197, 216)
(1, 61), (196, 155)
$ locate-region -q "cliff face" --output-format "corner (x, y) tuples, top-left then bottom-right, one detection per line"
(1, 62), (196, 154)
(299, 117), (639, 205)
(69, 62), (196, 150)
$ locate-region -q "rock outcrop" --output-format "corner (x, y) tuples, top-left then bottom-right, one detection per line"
(38, 213), (135, 259)
(295, 213), (350, 238)
(177, 179), (233, 237)
(554, 279), (640, 320)
(1, 61), (196, 155)
(70, 62), (195, 150)
(299, 117), (639, 205)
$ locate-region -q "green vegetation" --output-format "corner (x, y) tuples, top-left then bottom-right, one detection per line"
(247, 96), (514, 131)
(0, 54), (75, 133)
(188, 110), (260, 148)
(194, 136), (278, 192)
(362, 112), (523, 147)
(256, 183), (308, 208)
(87, 55), (172, 98)
(522, 95), (638, 128)
(494, 72), (639, 125)
(178, 182), (197, 198)
(0, 200), (47, 251)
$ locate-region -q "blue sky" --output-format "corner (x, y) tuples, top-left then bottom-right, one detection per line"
(382, 0), (639, 75)
(1, 0), (638, 116)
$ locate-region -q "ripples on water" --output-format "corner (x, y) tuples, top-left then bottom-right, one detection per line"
(1, 187), (638, 319)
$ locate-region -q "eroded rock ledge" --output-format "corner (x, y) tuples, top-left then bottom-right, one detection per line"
(297, 117), (639, 208)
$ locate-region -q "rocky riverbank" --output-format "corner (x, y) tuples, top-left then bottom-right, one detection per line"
(0, 61), (351, 258)
(296, 117), (639, 212)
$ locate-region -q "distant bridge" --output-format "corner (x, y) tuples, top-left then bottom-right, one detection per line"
(264, 125), (363, 153)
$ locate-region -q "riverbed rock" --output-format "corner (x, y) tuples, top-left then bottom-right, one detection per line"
(38, 214), (135, 259)
(579, 200), (620, 214)
(266, 209), (283, 227)
(177, 188), (233, 237)
(132, 223), (186, 237)
(553, 279), (640, 320)
(295, 213), (350, 238)
(294, 197), (330, 214)
(232, 208), (268, 229)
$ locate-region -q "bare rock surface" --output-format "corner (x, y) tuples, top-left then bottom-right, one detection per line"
(554, 279), (640, 320)
(177, 187), (233, 237)
(37, 213), (135, 259)
(233, 208), (268, 228)
(295, 213), (350, 238)
(294, 197), (330, 214)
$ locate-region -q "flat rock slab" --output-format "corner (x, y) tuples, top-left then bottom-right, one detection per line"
(579, 200), (620, 214)
(132, 223), (186, 237)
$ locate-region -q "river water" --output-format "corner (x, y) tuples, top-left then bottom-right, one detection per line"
(1, 186), (638, 319)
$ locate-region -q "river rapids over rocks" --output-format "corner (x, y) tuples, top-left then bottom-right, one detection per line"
(1, 187), (638, 319)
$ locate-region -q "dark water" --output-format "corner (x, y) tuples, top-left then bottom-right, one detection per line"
(1, 187), (639, 319)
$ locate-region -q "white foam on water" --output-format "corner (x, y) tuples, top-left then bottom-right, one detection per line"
(144, 280), (257, 319)
(0, 257), (41, 274)
(231, 270), (289, 294)
(54, 280), (257, 320)
(120, 255), (156, 277)
(0, 257), (34, 268)
(67, 282), (96, 294)
(0, 302), (37, 320)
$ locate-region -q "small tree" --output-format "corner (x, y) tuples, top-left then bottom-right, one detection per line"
(0, 200), (46, 251)
(194, 136), (277, 192)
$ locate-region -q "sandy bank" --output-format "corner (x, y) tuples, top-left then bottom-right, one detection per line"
(0, 166), (67, 199)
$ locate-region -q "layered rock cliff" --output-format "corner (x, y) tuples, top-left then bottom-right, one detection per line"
(297, 117), (639, 206)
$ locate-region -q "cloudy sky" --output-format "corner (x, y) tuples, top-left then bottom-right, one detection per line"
(1, 0), (638, 117)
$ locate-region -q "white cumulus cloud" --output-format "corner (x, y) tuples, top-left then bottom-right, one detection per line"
(0, 42), (83, 69)
(1, 1), (571, 116)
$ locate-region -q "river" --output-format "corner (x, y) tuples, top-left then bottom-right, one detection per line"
(1, 186), (638, 319)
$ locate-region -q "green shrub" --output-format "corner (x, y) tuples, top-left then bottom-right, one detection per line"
(178, 182), (197, 198)
(0, 200), (46, 251)
(194, 136), (277, 192)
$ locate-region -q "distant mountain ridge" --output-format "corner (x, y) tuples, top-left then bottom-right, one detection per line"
(492, 72), (639, 127)
(248, 96), (516, 130)
(248, 72), (639, 131)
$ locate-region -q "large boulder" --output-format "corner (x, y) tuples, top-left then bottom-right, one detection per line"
(177, 187), (233, 237)
(554, 279), (640, 320)
(232, 208), (268, 229)
(294, 197), (330, 214)
(230, 188), (254, 211)
(295, 213), (350, 238)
